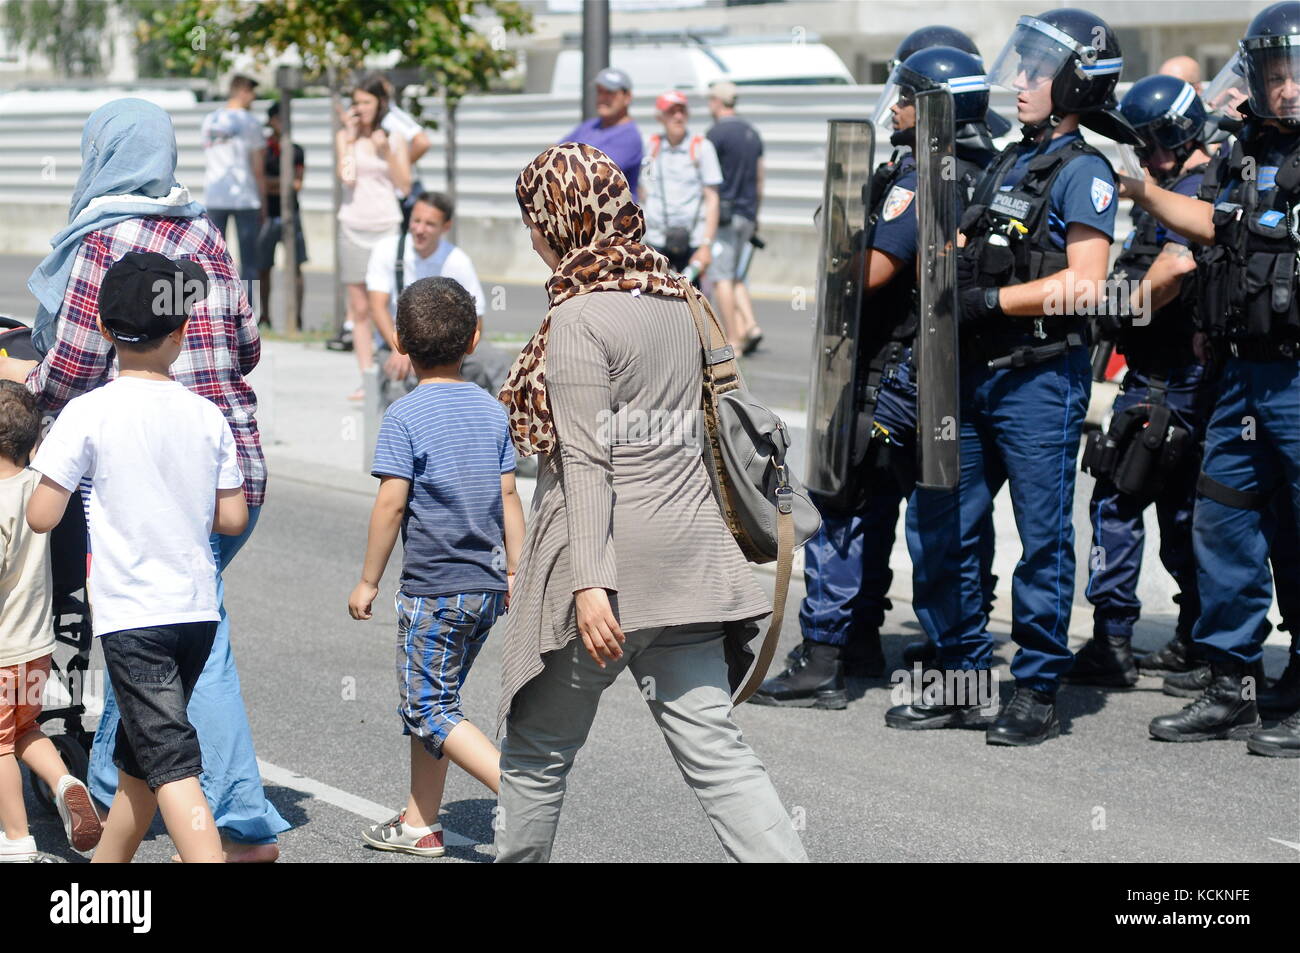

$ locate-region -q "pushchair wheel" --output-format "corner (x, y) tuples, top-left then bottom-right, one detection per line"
(31, 732), (92, 817)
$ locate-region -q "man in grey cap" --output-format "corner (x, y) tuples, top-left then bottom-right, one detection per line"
(559, 66), (644, 193)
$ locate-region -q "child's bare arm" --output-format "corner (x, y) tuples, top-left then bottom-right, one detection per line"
(212, 487), (249, 536)
(349, 476), (409, 621)
(501, 470), (525, 606)
(26, 476), (72, 534)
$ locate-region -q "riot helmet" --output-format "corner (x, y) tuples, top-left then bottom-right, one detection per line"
(986, 8), (1141, 143)
(879, 25), (1012, 140)
(1119, 74), (1208, 175)
(873, 46), (991, 130)
(1239, 1), (1300, 122)
(889, 25), (983, 72)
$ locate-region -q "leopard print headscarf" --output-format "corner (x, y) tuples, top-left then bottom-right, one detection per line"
(499, 142), (691, 456)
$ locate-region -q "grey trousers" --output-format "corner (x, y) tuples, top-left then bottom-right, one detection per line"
(495, 621), (809, 863)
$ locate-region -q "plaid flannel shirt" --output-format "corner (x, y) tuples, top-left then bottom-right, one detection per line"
(25, 215), (266, 506)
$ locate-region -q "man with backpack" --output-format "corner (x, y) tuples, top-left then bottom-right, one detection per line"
(639, 91), (721, 280)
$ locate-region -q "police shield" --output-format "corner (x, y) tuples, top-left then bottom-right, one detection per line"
(804, 119), (874, 504)
(914, 88), (961, 491)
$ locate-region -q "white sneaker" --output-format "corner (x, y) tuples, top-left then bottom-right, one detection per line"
(361, 812), (445, 857)
(55, 775), (102, 855)
(0, 833), (37, 862)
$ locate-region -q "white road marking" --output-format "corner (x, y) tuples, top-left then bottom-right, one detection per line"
(1268, 837), (1300, 852)
(255, 759), (477, 848)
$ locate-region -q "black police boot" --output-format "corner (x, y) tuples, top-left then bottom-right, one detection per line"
(985, 687), (1061, 746)
(1258, 656), (1300, 716)
(750, 641), (847, 709)
(1162, 663), (1210, 698)
(1149, 662), (1262, 742)
(842, 629), (886, 678)
(1164, 658), (1265, 698)
(884, 672), (997, 731)
(1062, 634), (1139, 688)
(1138, 629), (1196, 675)
(1246, 708), (1300, 758)
(900, 638), (938, 668)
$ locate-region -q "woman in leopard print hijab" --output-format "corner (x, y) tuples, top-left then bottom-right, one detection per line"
(500, 142), (690, 455)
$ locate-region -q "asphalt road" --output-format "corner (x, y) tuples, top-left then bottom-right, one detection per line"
(20, 465), (1300, 864)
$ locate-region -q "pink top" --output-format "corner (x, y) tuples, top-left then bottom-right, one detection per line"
(338, 136), (402, 231)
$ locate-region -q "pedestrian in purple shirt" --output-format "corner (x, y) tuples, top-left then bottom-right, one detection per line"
(559, 67), (643, 193)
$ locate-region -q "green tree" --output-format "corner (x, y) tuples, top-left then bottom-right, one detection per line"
(3, 0), (110, 77)
(133, 0), (531, 98)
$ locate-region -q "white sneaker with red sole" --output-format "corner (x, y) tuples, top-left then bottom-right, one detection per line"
(361, 812), (445, 858)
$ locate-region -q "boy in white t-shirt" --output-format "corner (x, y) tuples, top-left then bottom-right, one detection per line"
(28, 252), (250, 863)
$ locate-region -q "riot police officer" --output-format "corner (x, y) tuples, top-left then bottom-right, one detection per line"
(752, 39), (1003, 708)
(891, 8), (1137, 745)
(1067, 75), (1212, 688)
(1123, 1), (1300, 757)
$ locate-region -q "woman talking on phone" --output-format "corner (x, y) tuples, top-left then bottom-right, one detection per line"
(336, 74), (411, 401)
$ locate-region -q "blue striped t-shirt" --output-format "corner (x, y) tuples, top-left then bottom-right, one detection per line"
(372, 381), (516, 597)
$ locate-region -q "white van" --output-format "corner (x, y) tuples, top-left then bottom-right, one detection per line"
(550, 40), (854, 96)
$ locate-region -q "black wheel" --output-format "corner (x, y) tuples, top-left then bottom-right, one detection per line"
(30, 732), (92, 817)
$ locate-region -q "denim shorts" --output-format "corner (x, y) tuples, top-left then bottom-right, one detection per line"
(396, 590), (504, 758)
(99, 622), (218, 790)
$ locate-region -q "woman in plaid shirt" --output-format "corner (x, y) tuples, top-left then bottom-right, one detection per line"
(0, 99), (288, 861)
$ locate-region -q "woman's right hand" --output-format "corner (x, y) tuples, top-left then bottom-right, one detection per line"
(575, 587), (625, 668)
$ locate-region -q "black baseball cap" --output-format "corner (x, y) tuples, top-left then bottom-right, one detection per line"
(97, 252), (209, 344)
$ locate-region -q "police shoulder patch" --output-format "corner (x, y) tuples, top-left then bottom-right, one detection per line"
(882, 186), (915, 221)
(1090, 177), (1115, 214)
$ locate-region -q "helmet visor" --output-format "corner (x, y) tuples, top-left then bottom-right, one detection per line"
(1242, 37), (1300, 120)
(871, 67), (917, 134)
(987, 18), (1081, 93)
(1135, 111), (1200, 153)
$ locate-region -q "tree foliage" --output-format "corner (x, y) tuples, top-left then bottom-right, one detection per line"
(3, 0), (110, 77)
(134, 0), (533, 104)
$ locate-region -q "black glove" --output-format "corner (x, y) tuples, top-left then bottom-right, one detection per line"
(959, 286), (1004, 326)
(956, 252), (976, 290)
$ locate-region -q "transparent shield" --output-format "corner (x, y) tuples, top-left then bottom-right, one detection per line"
(805, 119), (874, 501)
(914, 89), (961, 491)
(1114, 143), (1144, 179)
(1202, 50), (1249, 120)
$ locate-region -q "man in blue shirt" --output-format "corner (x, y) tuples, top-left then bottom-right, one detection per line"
(896, 8), (1135, 745)
(559, 68), (643, 194)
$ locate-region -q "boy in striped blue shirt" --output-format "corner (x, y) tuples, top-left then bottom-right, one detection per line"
(349, 276), (523, 858)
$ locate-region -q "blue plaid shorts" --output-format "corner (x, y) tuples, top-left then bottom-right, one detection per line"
(395, 590), (505, 758)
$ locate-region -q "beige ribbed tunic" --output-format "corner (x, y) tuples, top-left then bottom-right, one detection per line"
(497, 289), (772, 733)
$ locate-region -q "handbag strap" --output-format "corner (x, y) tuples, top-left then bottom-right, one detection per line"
(680, 285), (793, 705)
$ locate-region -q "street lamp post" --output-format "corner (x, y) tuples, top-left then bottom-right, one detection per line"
(581, 0), (610, 121)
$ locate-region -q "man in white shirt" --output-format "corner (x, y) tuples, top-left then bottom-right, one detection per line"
(201, 75), (267, 282)
(639, 90), (722, 280)
(366, 192), (487, 384)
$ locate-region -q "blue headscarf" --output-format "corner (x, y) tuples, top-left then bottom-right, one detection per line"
(27, 98), (206, 354)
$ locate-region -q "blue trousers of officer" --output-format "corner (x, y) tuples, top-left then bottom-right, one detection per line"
(1086, 365), (1206, 639)
(908, 348), (1091, 694)
(800, 472), (906, 646)
(801, 355), (996, 648)
(1193, 357), (1300, 665)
